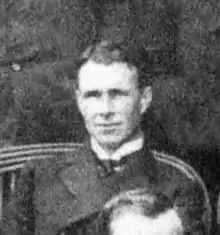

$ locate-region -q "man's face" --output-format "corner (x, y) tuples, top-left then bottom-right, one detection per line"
(76, 60), (152, 149)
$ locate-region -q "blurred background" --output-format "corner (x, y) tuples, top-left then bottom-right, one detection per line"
(0, 0), (220, 228)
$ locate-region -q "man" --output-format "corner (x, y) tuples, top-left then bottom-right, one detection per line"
(1, 40), (211, 235)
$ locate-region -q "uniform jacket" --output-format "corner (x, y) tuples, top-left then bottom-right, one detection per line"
(1, 141), (211, 235)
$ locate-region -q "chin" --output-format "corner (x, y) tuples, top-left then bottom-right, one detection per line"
(98, 136), (125, 147)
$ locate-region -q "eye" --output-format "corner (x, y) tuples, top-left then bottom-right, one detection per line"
(83, 90), (101, 99)
(109, 89), (129, 97)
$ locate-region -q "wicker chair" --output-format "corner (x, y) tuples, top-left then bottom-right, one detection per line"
(218, 193), (220, 232)
(0, 144), (213, 234)
(0, 143), (83, 220)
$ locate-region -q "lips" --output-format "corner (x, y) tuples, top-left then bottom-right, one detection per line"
(97, 123), (121, 127)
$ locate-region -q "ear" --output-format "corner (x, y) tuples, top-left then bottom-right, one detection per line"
(140, 86), (152, 114)
(75, 89), (83, 115)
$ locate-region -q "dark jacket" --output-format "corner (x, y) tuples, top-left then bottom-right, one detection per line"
(1, 142), (211, 235)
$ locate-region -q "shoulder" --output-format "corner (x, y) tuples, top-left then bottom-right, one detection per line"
(150, 149), (209, 203)
(35, 143), (86, 165)
(12, 143), (87, 180)
(151, 150), (212, 233)
(151, 149), (201, 182)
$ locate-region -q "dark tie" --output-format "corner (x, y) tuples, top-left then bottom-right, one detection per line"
(98, 158), (128, 177)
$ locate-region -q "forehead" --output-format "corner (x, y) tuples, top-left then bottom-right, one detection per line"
(78, 61), (138, 91)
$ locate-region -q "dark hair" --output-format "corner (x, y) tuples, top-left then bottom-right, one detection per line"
(57, 188), (206, 235)
(56, 189), (174, 235)
(75, 40), (160, 89)
(99, 188), (207, 235)
(103, 188), (172, 218)
(97, 188), (175, 235)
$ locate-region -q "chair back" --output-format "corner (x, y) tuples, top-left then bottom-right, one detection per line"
(152, 150), (212, 234)
(0, 142), (83, 219)
(0, 144), (214, 234)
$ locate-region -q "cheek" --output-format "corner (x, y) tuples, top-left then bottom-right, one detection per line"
(80, 102), (97, 119)
(119, 101), (141, 121)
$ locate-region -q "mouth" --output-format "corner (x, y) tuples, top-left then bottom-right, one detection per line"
(97, 123), (121, 127)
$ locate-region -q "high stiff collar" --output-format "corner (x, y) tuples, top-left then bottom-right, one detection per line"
(90, 132), (144, 162)
(89, 133), (157, 181)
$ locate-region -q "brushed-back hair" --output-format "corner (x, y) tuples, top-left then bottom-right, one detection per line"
(75, 40), (158, 89)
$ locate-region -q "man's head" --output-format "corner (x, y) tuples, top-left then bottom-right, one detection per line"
(56, 188), (203, 235)
(100, 188), (184, 235)
(75, 41), (153, 151)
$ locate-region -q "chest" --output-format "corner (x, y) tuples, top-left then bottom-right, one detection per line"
(33, 159), (180, 235)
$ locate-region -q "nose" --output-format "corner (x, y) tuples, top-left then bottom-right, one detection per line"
(99, 95), (114, 117)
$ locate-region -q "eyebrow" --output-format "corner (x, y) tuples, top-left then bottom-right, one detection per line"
(82, 88), (130, 98)
(82, 90), (101, 98)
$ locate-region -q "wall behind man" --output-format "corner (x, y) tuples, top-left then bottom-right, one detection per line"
(0, 0), (97, 144)
(0, 0), (220, 151)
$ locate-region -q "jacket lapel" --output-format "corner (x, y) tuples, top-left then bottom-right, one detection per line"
(59, 140), (158, 222)
(59, 144), (110, 221)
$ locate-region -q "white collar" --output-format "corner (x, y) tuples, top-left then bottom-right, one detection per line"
(91, 133), (144, 161)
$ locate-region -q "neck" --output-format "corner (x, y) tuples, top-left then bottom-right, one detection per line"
(91, 128), (144, 159)
(97, 143), (119, 157)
